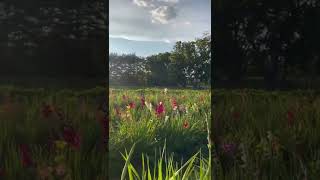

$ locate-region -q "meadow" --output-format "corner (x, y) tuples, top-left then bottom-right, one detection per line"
(213, 89), (320, 179)
(0, 86), (108, 179)
(0, 86), (211, 179)
(109, 88), (211, 180)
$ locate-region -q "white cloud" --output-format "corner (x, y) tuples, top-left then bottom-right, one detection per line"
(110, 0), (211, 43)
(133, 0), (154, 7)
(150, 6), (177, 24)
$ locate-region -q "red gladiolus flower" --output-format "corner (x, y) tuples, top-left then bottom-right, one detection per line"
(183, 121), (189, 129)
(155, 102), (165, 117)
(129, 102), (135, 109)
(19, 144), (33, 167)
(287, 110), (294, 127)
(141, 97), (145, 107)
(63, 126), (81, 150)
(171, 99), (178, 110)
(42, 104), (54, 118)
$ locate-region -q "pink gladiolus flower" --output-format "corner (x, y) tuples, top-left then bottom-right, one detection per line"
(155, 102), (165, 117)
(171, 98), (178, 110)
(141, 97), (145, 107)
(63, 126), (81, 150)
(129, 102), (135, 109)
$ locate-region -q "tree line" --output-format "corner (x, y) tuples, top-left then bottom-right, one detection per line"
(213, 0), (320, 89)
(109, 33), (211, 88)
(0, 0), (107, 78)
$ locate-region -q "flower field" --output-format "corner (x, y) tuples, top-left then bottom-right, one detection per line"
(0, 86), (211, 179)
(109, 88), (211, 179)
(0, 87), (108, 179)
(213, 89), (320, 179)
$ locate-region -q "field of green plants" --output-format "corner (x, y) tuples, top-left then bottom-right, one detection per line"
(213, 89), (320, 179)
(109, 88), (211, 179)
(0, 86), (108, 179)
(0, 86), (211, 179)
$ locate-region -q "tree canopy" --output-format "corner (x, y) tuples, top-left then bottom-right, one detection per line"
(109, 33), (211, 88)
(213, 0), (320, 89)
(0, 0), (107, 78)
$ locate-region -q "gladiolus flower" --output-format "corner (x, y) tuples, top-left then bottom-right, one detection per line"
(171, 99), (178, 110)
(128, 102), (135, 109)
(164, 88), (168, 94)
(62, 126), (81, 150)
(141, 97), (145, 107)
(155, 102), (165, 117)
(183, 121), (189, 129)
(19, 144), (33, 167)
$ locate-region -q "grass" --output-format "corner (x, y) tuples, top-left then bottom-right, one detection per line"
(0, 86), (108, 179)
(109, 88), (211, 179)
(0, 86), (211, 179)
(212, 89), (320, 179)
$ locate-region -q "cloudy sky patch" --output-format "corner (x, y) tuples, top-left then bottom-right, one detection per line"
(110, 0), (211, 56)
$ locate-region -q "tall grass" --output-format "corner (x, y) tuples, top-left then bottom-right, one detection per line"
(0, 87), (108, 179)
(212, 89), (320, 179)
(109, 89), (211, 179)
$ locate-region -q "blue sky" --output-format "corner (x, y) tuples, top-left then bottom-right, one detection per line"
(109, 0), (211, 57)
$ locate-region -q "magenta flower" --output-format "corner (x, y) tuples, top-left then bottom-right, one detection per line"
(141, 97), (145, 107)
(62, 126), (81, 150)
(155, 102), (165, 117)
(128, 102), (135, 109)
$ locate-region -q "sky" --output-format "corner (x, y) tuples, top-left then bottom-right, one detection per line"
(109, 0), (211, 57)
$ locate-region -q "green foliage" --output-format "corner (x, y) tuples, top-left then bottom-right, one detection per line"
(109, 34), (211, 87)
(213, 89), (320, 179)
(0, 86), (108, 179)
(109, 88), (211, 179)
